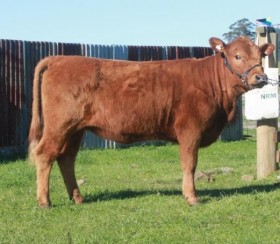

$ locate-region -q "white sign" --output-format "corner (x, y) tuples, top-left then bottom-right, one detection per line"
(245, 68), (279, 120)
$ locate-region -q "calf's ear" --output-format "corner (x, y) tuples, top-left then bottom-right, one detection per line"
(209, 37), (226, 53)
(260, 43), (275, 56)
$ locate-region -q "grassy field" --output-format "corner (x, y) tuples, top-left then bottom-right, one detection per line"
(0, 137), (280, 243)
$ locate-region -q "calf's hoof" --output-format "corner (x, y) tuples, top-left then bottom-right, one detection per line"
(72, 189), (84, 205)
(38, 200), (52, 209)
(185, 196), (199, 206)
(73, 195), (84, 205)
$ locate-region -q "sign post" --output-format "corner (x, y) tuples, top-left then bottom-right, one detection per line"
(256, 27), (278, 179)
(245, 26), (279, 179)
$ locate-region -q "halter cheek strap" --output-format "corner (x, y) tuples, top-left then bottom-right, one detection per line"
(224, 58), (262, 87)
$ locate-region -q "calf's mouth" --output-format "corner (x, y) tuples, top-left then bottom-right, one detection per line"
(252, 74), (268, 88)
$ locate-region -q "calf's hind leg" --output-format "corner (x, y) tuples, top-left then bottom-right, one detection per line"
(35, 153), (54, 208)
(35, 134), (66, 208)
(57, 131), (84, 205)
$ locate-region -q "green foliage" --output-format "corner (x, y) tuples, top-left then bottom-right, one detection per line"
(223, 18), (256, 42)
(0, 141), (279, 243)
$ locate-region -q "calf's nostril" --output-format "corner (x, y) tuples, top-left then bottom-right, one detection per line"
(256, 74), (268, 82)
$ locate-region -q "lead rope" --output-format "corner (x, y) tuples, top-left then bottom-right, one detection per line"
(267, 77), (280, 86)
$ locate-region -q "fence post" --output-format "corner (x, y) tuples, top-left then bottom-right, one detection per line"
(256, 26), (279, 179)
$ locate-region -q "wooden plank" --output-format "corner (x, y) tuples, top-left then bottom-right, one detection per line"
(86, 44), (91, 57)
(97, 44), (102, 58)
(7, 39), (16, 146)
(5, 40), (11, 146)
(148, 46), (152, 60)
(162, 47), (167, 60)
(93, 45), (99, 58)
(100, 45), (106, 58)
(26, 41), (34, 135)
(142, 46), (147, 61)
(35, 41), (41, 69)
(139, 46), (144, 61)
(75, 43), (82, 55)
(81, 44), (88, 58)
(58, 42), (63, 55)
(122, 45), (128, 60)
(105, 45), (111, 59)
(108, 45), (112, 59)
(70, 43), (76, 55)
(221, 97), (243, 141)
(0, 40), (5, 146)
(12, 40), (19, 146)
(167, 46), (176, 60)
(192, 47), (198, 58)
(184, 47), (191, 58)
(177, 47), (183, 59)
(102, 45), (108, 59)
(113, 45), (118, 59)
(53, 42), (58, 56)
(46, 41), (51, 56)
(23, 41), (31, 117)
(46, 42), (51, 58)
(41, 41), (47, 59)
(62, 43), (68, 55)
(127, 46), (137, 61)
(150, 46), (157, 61)
(18, 40), (25, 146)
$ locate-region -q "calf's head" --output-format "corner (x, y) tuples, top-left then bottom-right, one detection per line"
(209, 36), (275, 89)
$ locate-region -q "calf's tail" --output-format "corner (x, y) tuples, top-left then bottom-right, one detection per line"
(28, 57), (50, 164)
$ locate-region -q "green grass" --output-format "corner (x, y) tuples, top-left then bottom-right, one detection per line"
(0, 138), (280, 243)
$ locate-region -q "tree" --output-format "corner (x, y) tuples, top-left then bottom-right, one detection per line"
(222, 18), (256, 42)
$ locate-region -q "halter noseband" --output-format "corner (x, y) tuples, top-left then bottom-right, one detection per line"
(224, 57), (262, 87)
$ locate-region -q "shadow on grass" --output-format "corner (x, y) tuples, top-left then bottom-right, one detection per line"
(197, 183), (280, 203)
(84, 189), (181, 203)
(84, 183), (280, 204)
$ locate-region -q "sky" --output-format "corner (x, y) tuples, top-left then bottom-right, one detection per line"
(0, 0), (280, 47)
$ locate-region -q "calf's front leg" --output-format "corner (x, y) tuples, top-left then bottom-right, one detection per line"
(179, 139), (200, 205)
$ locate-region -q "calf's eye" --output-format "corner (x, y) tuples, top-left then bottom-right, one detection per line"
(235, 55), (241, 60)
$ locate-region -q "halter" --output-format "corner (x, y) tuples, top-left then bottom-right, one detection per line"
(224, 57), (262, 87)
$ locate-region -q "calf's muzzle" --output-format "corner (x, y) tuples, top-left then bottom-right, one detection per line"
(254, 74), (268, 88)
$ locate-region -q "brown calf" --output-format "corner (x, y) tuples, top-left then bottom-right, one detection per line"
(29, 37), (274, 207)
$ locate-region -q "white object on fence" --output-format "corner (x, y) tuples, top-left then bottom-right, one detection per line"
(245, 68), (279, 120)
(245, 30), (279, 121)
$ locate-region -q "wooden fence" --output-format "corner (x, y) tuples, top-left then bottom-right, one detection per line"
(0, 39), (240, 156)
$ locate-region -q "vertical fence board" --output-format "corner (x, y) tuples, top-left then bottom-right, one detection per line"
(220, 98), (243, 141)
(18, 41), (25, 146)
(127, 46), (138, 61)
(5, 41), (11, 146)
(0, 40), (4, 146)
(10, 40), (18, 147)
